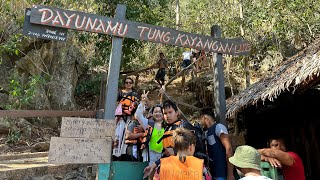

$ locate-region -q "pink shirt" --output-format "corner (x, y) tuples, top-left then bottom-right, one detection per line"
(282, 152), (305, 180)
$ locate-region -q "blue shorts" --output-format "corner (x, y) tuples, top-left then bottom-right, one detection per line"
(182, 59), (191, 68)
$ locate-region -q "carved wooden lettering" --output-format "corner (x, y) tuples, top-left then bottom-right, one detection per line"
(60, 117), (116, 138)
(48, 137), (112, 164)
(30, 5), (250, 55)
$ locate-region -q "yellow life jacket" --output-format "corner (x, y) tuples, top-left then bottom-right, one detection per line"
(157, 121), (181, 148)
(160, 156), (203, 180)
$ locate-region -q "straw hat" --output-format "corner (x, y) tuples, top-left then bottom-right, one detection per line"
(229, 145), (261, 170)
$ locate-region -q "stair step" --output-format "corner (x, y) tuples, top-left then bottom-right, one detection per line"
(0, 153), (94, 179)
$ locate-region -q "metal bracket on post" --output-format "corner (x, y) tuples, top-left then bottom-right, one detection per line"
(211, 25), (227, 126)
(98, 4), (127, 180)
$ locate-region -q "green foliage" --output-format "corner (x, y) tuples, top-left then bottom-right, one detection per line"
(75, 73), (101, 96)
(6, 130), (21, 144)
(0, 34), (23, 56)
(1, 0), (320, 100)
(92, 0), (172, 71)
(6, 74), (46, 109)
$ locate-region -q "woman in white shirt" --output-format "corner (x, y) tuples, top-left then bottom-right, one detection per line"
(135, 91), (165, 180)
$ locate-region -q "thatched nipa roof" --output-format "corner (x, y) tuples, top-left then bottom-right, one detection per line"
(226, 38), (320, 118)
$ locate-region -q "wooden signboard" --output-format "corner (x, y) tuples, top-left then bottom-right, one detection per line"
(23, 8), (67, 41)
(30, 5), (250, 55)
(48, 137), (112, 164)
(60, 117), (116, 138)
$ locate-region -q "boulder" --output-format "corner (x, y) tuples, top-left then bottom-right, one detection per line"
(0, 118), (13, 134)
(31, 142), (50, 152)
(17, 118), (32, 140)
(0, 144), (10, 153)
(16, 118), (31, 128)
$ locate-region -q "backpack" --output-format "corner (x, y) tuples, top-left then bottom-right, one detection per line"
(119, 91), (138, 115)
(180, 120), (207, 159)
(158, 120), (207, 159)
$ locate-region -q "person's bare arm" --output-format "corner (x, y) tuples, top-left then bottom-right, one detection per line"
(220, 133), (235, 180)
(258, 148), (294, 166)
(261, 154), (282, 168)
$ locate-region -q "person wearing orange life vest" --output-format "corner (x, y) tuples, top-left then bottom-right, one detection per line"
(142, 99), (207, 178)
(125, 115), (145, 161)
(117, 77), (139, 119)
(113, 77), (139, 161)
(134, 90), (165, 180)
(158, 99), (202, 157)
(143, 128), (211, 180)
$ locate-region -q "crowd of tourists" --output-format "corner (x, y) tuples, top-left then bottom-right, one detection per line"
(111, 52), (305, 180)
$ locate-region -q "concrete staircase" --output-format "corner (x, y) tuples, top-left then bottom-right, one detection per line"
(0, 152), (96, 180)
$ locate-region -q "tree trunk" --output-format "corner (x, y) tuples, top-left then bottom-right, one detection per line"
(175, 0), (180, 30)
(239, 0), (250, 87)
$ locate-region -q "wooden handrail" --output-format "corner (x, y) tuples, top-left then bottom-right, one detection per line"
(123, 59), (178, 76)
(164, 54), (207, 88)
(0, 110), (97, 118)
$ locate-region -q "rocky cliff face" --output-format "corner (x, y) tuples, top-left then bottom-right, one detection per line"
(0, 37), (85, 127)
(16, 40), (83, 110)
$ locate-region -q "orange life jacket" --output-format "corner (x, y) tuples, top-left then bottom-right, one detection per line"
(157, 121), (181, 148)
(140, 121), (155, 149)
(160, 156), (203, 180)
(125, 121), (144, 145)
(119, 92), (137, 115)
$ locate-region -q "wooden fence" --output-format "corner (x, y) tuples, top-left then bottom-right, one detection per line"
(0, 110), (98, 118)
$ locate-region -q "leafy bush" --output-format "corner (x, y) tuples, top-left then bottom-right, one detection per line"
(75, 73), (101, 96)
(5, 73), (46, 109)
(6, 130), (21, 144)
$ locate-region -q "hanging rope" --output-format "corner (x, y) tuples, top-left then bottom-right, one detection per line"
(159, 88), (189, 121)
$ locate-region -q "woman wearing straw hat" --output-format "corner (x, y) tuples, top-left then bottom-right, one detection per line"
(229, 145), (272, 180)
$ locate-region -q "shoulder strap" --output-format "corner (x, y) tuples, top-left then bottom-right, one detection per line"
(120, 90), (134, 98)
(174, 120), (182, 127)
(148, 119), (155, 128)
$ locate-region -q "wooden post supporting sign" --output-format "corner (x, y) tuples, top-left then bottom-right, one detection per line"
(104, 5), (126, 120)
(99, 4), (127, 180)
(211, 25), (227, 126)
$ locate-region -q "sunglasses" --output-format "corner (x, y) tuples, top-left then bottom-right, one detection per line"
(125, 81), (133, 84)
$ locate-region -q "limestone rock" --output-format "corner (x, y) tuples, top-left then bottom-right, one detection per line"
(16, 118), (31, 128)
(0, 144), (10, 153)
(30, 175), (56, 180)
(0, 53), (14, 107)
(17, 118), (32, 140)
(63, 170), (78, 179)
(31, 142), (50, 152)
(15, 40), (84, 112)
(0, 118), (12, 134)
